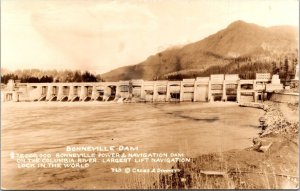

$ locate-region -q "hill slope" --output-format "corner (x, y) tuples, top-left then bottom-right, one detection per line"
(102, 20), (298, 81)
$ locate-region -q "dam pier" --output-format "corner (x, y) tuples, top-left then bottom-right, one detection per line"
(1, 73), (285, 103)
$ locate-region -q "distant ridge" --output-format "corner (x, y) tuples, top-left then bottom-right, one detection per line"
(102, 20), (298, 81)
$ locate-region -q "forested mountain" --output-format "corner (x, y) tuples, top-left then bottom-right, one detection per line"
(102, 20), (298, 81)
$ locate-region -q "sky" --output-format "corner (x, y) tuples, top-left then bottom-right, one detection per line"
(1, 0), (299, 74)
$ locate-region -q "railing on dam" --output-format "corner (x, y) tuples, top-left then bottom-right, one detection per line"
(1, 73), (287, 103)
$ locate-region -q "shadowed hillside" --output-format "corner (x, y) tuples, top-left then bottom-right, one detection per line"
(102, 20), (298, 81)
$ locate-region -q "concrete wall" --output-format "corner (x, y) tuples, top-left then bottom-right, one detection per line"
(270, 93), (299, 104)
(2, 73), (289, 103)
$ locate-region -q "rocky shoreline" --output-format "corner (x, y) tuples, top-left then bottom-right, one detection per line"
(154, 101), (299, 189)
(260, 102), (298, 137)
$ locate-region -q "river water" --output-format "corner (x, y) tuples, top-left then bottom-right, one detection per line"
(1, 102), (264, 189)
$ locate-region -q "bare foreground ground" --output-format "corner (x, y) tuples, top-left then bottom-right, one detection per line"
(148, 102), (299, 189)
(1, 101), (298, 189)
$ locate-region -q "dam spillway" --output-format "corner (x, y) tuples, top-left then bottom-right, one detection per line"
(1, 73), (284, 103)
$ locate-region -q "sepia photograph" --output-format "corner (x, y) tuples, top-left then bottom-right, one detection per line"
(1, 0), (299, 190)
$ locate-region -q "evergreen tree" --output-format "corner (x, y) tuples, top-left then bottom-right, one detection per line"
(284, 58), (290, 86)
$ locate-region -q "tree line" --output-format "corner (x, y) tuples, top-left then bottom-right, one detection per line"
(1, 69), (104, 84)
(1, 57), (297, 84)
(164, 58), (298, 82)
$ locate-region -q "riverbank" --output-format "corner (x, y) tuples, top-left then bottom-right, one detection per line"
(151, 101), (299, 189)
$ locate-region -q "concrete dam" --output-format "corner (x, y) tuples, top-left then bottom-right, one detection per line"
(1, 73), (284, 103)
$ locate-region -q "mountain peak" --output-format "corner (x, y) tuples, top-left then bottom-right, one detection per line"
(102, 21), (298, 81)
(227, 20), (255, 29)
